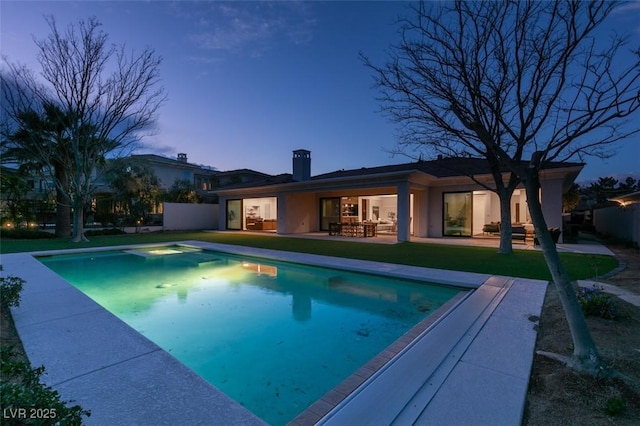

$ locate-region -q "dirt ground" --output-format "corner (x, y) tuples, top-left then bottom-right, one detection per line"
(1, 303), (29, 364)
(2, 243), (639, 424)
(524, 244), (640, 425)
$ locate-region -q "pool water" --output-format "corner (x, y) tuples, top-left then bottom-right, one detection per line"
(39, 246), (461, 425)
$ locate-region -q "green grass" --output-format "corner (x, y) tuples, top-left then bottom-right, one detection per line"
(0, 231), (617, 281)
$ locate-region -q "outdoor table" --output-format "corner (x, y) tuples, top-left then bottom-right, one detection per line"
(330, 222), (377, 238)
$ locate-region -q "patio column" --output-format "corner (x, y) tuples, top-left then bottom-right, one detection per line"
(218, 196), (227, 230)
(277, 193), (287, 234)
(397, 181), (410, 242)
(413, 188), (429, 238)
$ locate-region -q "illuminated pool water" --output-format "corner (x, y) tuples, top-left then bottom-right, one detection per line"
(39, 246), (462, 425)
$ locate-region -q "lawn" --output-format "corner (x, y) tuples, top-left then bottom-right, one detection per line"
(0, 231), (617, 281)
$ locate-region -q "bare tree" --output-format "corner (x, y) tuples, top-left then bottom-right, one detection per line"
(1, 16), (166, 242)
(365, 0), (639, 373)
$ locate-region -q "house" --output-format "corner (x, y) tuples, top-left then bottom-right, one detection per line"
(123, 154), (270, 204)
(0, 166), (56, 228)
(212, 150), (583, 243)
(128, 153), (216, 195)
(88, 153), (271, 225)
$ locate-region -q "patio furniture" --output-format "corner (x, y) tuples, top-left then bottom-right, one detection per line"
(363, 222), (377, 237)
(341, 222), (360, 237)
(512, 225), (527, 243)
(246, 218), (276, 231)
(376, 220), (396, 233)
(534, 228), (561, 246)
(330, 222), (377, 238)
(482, 222), (500, 235)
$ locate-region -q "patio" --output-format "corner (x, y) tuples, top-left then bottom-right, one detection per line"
(235, 230), (615, 256)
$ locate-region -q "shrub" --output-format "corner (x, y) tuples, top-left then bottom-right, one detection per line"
(0, 266), (24, 308)
(0, 346), (91, 425)
(604, 396), (626, 415)
(0, 229), (56, 239)
(1, 270), (90, 424)
(577, 285), (616, 319)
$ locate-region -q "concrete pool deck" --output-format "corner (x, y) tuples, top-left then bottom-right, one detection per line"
(3, 241), (548, 425)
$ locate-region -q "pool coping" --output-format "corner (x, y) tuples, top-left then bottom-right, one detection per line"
(3, 241), (547, 425)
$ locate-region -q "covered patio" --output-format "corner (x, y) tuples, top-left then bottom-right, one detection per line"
(213, 153), (583, 245)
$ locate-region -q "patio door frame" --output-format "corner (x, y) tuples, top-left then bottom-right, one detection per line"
(319, 197), (341, 231)
(226, 199), (243, 230)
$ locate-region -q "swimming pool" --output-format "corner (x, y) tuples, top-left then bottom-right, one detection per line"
(38, 245), (463, 425)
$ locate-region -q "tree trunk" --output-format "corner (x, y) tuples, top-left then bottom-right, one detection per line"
(523, 169), (601, 373)
(55, 192), (71, 238)
(71, 200), (88, 242)
(54, 166), (72, 237)
(497, 190), (513, 254)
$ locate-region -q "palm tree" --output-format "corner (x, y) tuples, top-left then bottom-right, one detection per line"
(5, 103), (73, 237)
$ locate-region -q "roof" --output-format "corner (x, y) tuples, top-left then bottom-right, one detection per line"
(213, 168), (271, 178)
(313, 157), (584, 180)
(131, 154), (216, 172)
(210, 157), (584, 193)
(213, 173), (294, 190)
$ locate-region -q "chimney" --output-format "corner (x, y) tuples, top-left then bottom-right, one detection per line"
(177, 153), (188, 163)
(292, 149), (311, 181)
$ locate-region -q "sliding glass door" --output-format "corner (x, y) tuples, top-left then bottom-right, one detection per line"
(443, 192), (472, 236)
(319, 197), (340, 231)
(226, 199), (242, 230)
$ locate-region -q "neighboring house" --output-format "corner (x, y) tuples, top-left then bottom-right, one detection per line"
(213, 168), (273, 188)
(0, 165), (56, 227)
(2, 152), (271, 229)
(130, 153), (217, 193)
(91, 153), (272, 223)
(130, 153), (269, 198)
(213, 150), (583, 243)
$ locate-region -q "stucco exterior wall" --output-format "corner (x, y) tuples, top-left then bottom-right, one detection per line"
(163, 202), (218, 231)
(413, 188), (429, 238)
(539, 177), (563, 232)
(593, 204), (640, 245)
(277, 193), (317, 234)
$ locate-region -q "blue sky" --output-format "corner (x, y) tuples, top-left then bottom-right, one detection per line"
(2, 1), (638, 184)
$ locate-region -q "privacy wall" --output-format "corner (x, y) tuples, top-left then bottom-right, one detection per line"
(593, 204), (640, 245)
(163, 202), (218, 231)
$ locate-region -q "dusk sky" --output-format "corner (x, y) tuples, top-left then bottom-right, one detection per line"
(2, 1), (639, 184)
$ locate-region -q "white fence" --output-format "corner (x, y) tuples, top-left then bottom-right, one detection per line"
(162, 202), (219, 231)
(593, 203), (640, 245)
